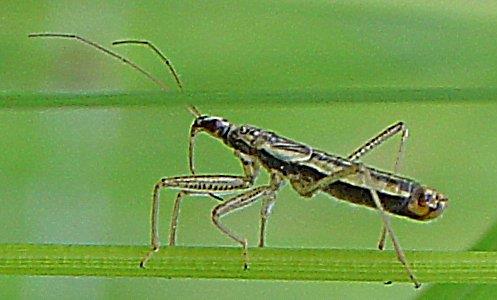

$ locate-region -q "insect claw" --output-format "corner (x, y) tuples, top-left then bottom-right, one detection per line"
(411, 276), (422, 289)
(378, 242), (385, 250)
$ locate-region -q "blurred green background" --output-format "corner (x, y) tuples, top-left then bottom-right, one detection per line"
(2, 1), (497, 299)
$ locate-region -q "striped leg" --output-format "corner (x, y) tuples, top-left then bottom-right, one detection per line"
(347, 121), (408, 170)
(360, 166), (421, 288)
(140, 175), (252, 268)
(346, 122), (409, 250)
(212, 173), (283, 269)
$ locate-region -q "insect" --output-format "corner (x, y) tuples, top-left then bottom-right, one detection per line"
(29, 33), (448, 288)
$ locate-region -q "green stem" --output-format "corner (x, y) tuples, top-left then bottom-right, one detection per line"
(3, 87), (497, 109)
(1, 244), (496, 284)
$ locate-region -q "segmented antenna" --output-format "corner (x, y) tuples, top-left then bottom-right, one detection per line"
(28, 33), (183, 91)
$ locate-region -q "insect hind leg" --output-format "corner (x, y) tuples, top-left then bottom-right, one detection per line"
(360, 165), (421, 289)
(290, 164), (360, 197)
(346, 121), (409, 250)
(347, 121), (408, 167)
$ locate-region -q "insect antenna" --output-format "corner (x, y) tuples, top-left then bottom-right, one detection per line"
(28, 33), (177, 91)
(112, 39), (183, 91)
(187, 105), (202, 117)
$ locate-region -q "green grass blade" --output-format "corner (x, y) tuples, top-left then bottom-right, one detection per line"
(1, 244), (497, 285)
(3, 87), (497, 109)
(419, 221), (497, 299)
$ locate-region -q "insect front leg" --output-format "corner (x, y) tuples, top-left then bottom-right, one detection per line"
(360, 166), (421, 289)
(167, 153), (260, 244)
(140, 175), (253, 268)
(168, 191), (187, 246)
(346, 121), (409, 250)
(212, 172), (284, 269)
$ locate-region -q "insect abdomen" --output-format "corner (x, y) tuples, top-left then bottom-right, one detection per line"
(323, 181), (427, 220)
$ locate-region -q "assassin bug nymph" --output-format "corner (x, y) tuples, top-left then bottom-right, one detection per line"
(29, 33), (448, 288)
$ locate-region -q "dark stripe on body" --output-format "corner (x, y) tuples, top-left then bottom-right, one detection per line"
(322, 181), (425, 220)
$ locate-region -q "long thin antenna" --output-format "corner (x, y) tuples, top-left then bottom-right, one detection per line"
(187, 105), (202, 117)
(28, 33), (171, 91)
(112, 39), (183, 91)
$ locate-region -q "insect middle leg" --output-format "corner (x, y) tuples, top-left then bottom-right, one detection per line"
(347, 121), (409, 250)
(258, 193), (277, 247)
(212, 172), (284, 268)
